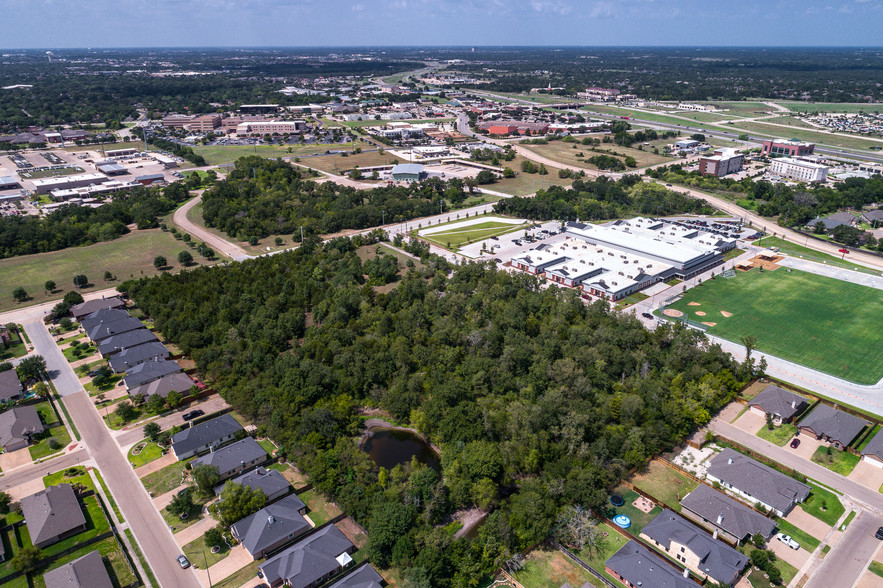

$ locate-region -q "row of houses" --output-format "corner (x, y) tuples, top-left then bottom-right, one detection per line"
(73, 297), (194, 399)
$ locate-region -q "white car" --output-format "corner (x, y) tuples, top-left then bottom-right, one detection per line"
(776, 532), (799, 550)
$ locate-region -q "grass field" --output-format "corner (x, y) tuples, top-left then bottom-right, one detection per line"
(810, 446), (861, 476)
(576, 523), (630, 587)
(519, 138), (673, 170)
(141, 458), (191, 496)
(631, 461), (699, 510)
(665, 268), (883, 384)
(128, 439), (165, 467)
(753, 236), (881, 276)
(512, 547), (599, 588)
(763, 116), (820, 129)
(609, 486), (662, 533)
(720, 120), (883, 151)
(305, 149), (399, 175)
(0, 229), (216, 315)
(491, 154), (573, 196)
(421, 219), (528, 249)
(192, 142), (359, 166)
(756, 423), (798, 446)
(299, 488), (342, 526)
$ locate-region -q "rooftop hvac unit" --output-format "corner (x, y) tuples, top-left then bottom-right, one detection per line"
(580, 260), (586, 264)
(618, 272), (624, 276)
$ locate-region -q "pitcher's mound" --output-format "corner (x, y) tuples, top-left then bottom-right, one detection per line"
(702, 322), (717, 327)
(663, 309), (684, 317)
(721, 311), (733, 317)
(695, 311), (706, 316)
(688, 302), (701, 306)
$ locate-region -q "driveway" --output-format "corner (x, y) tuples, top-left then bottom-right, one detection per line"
(806, 510), (883, 588)
(768, 533), (811, 569)
(5, 477), (45, 501)
(850, 460), (883, 492)
(0, 447), (34, 471)
(135, 452), (177, 479)
(153, 483), (188, 510)
(790, 434), (824, 461)
(115, 394), (231, 448)
(732, 410), (765, 434)
(785, 506), (834, 539)
(175, 515), (217, 547)
(200, 544), (254, 586)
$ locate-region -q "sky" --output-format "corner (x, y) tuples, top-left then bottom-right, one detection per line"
(2, 0), (883, 49)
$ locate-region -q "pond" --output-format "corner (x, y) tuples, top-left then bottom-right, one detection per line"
(363, 428), (439, 470)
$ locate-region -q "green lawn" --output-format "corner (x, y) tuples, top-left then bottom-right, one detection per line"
(192, 142), (359, 166)
(162, 501), (205, 534)
(722, 247), (745, 261)
(869, 561), (883, 578)
(810, 446), (861, 476)
(42, 466), (97, 493)
(0, 229), (217, 315)
(753, 236), (881, 276)
(183, 535), (231, 569)
(576, 523), (630, 587)
(140, 458), (191, 496)
(127, 439), (165, 467)
(421, 220), (528, 249)
(841, 510), (857, 531)
(491, 154), (574, 196)
(775, 518), (821, 551)
(512, 547), (599, 588)
(258, 438), (276, 456)
(299, 489), (342, 526)
(756, 423), (798, 446)
(665, 268), (883, 384)
(33, 535), (136, 588)
(614, 292), (649, 310)
(92, 468), (124, 523)
(631, 461), (699, 511)
(28, 424), (72, 459)
(608, 486), (662, 533)
(212, 560), (261, 588)
(800, 482), (845, 526)
(745, 558), (799, 588)
(0, 329), (28, 360)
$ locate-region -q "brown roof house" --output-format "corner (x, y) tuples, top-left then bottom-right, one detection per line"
(21, 484), (87, 548)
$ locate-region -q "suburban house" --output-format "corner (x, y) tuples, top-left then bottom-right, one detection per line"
(97, 329), (158, 357)
(809, 211), (858, 231)
(680, 484), (777, 545)
(327, 564), (384, 588)
(861, 209), (883, 225)
(747, 384), (808, 424)
(797, 404), (868, 449)
(0, 405), (45, 451)
(231, 494), (312, 559)
(605, 540), (695, 588)
(21, 484), (87, 548)
(640, 509), (748, 586)
(0, 370), (24, 403)
(108, 341), (170, 373)
(190, 437), (267, 481)
(216, 467), (293, 503)
(79, 308), (132, 331)
(259, 525), (356, 588)
(69, 296), (126, 321)
(85, 316), (145, 343)
(860, 429), (883, 467)
(705, 449), (811, 516)
(123, 359), (183, 390)
(171, 414), (244, 460)
(42, 550), (113, 588)
(127, 372), (194, 400)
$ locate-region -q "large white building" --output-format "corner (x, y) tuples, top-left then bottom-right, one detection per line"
(510, 218), (736, 301)
(31, 173), (108, 194)
(769, 157), (828, 183)
(235, 120), (306, 136)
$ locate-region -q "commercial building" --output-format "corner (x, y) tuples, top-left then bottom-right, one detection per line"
(797, 404), (867, 450)
(187, 114), (222, 132)
(104, 147), (139, 158)
(240, 104), (280, 115)
(674, 139), (700, 151)
(680, 484), (777, 545)
(762, 139), (815, 157)
(705, 449), (810, 516)
(391, 163), (427, 183)
(0, 176), (21, 190)
(699, 148), (744, 177)
(478, 120), (550, 135)
(769, 157), (829, 183)
(677, 103), (718, 112)
(605, 540), (695, 588)
(135, 173), (165, 186)
(171, 413), (244, 460)
(578, 87), (621, 101)
(162, 114), (194, 129)
(21, 484), (87, 548)
(95, 162), (128, 175)
(49, 179), (139, 201)
(152, 154), (178, 168)
(640, 509), (748, 586)
(236, 120), (306, 136)
(42, 550), (113, 588)
(31, 173), (108, 194)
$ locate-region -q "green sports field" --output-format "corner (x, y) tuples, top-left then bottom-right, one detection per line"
(421, 220), (527, 249)
(665, 268), (883, 384)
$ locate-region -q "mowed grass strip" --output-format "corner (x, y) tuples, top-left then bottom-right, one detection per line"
(0, 229), (214, 314)
(422, 221), (527, 249)
(666, 268), (883, 384)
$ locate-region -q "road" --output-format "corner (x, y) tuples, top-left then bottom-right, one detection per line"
(173, 191), (250, 261)
(0, 449), (88, 491)
(806, 510), (883, 588)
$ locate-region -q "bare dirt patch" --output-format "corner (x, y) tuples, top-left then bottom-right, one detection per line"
(695, 311), (706, 316)
(702, 322), (718, 327)
(336, 516), (369, 548)
(721, 310), (733, 317)
(632, 496), (656, 514)
(663, 309), (684, 317)
(688, 302), (701, 306)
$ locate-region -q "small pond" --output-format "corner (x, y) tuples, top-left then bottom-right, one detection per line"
(363, 428), (439, 470)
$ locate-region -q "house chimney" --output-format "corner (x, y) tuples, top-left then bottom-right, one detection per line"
(684, 568), (690, 579)
(791, 400), (796, 409)
(728, 457), (733, 464)
(717, 514), (723, 525)
(713, 528), (719, 540)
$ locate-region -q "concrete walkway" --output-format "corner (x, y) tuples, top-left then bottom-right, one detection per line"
(134, 451), (177, 479)
(175, 514), (217, 547)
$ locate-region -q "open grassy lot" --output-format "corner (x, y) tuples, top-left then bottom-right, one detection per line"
(800, 482), (844, 526)
(756, 423), (798, 446)
(140, 458), (191, 496)
(577, 523), (630, 586)
(631, 460), (699, 510)
(774, 101), (883, 114)
(519, 138), (672, 170)
(811, 446), (861, 476)
(299, 488), (342, 526)
(305, 149), (399, 175)
(665, 268), (883, 384)
(127, 439), (165, 467)
(753, 236), (881, 275)
(720, 120), (882, 151)
(762, 116), (820, 129)
(192, 141), (359, 166)
(512, 547), (599, 588)
(491, 154), (573, 196)
(775, 518), (822, 550)
(0, 228), (215, 315)
(421, 220), (528, 249)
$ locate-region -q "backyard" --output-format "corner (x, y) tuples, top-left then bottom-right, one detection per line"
(576, 523), (630, 587)
(299, 488), (342, 526)
(607, 486), (662, 534)
(630, 460), (699, 511)
(512, 547), (599, 588)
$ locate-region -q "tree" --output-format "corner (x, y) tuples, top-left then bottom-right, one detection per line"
(104, 270), (114, 282)
(214, 482), (267, 526)
(204, 526), (225, 549)
(12, 287), (28, 302)
(73, 274), (88, 288)
(167, 488), (195, 518)
(191, 464), (220, 495)
(691, 133), (706, 142)
(63, 291), (84, 305)
(114, 401), (137, 423)
(144, 421), (162, 442)
(502, 167), (515, 178)
(0, 491), (10, 513)
(813, 221), (826, 234)
(146, 393), (166, 413)
(177, 250), (193, 266)
(366, 502), (416, 569)
(153, 255), (168, 270)
(32, 382), (50, 399)
(44, 280), (56, 294)
(166, 390), (183, 408)
(16, 355), (47, 382)
(11, 545), (42, 573)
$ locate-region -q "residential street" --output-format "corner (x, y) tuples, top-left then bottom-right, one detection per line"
(114, 394), (231, 449)
(0, 449), (88, 491)
(173, 191), (251, 261)
(806, 510), (883, 588)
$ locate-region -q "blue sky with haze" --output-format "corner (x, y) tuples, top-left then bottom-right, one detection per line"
(1, 0), (882, 48)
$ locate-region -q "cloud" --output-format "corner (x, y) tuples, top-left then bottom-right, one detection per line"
(588, 1), (615, 18)
(352, 3), (365, 10)
(530, 0), (572, 15)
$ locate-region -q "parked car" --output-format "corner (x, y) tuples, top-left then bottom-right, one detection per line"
(776, 533), (799, 550)
(641, 312), (653, 319)
(182, 409), (204, 422)
(875, 527), (883, 540)
(177, 555), (191, 569)
(790, 438), (801, 449)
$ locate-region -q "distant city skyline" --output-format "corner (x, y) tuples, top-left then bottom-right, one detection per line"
(2, 0), (882, 49)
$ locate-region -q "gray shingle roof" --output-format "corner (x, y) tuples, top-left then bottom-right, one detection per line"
(231, 494), (312, 557)
(42, 550), (113, 588)
(128, 372), (194, 400)
(605, 540), (695, 588)
(0, 405), (45, 450)
(216, 467), (293, 501)
(748, 385), (808, 421)
(191, 437), (267, 477)
(21, 484), (86, 546)
(642, 509), (748, 585)
(861, 429), (883, 460)
(123, 359), (182, 389)
(70, 297), (126, 320)
(108, 341), (170, 372)
(171, 414), (243, 456)
(327, 564), (384, 588)
(0, 369), (23, 402)
(706, 449), (810, 514)
(798, 404), (868, 446)
(97, 328), (158, 357)
(85, 316), (145, 343)
(680, 484), (776, 541)
(80, 308), (132, 331)
(260, 525), (355, 588)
